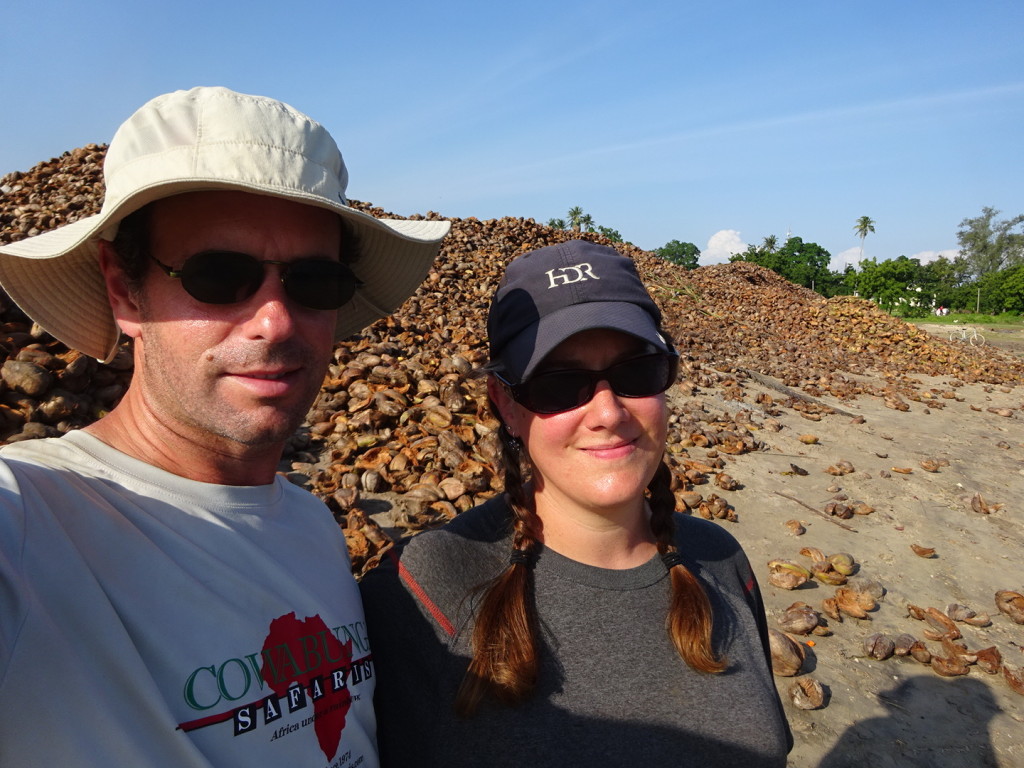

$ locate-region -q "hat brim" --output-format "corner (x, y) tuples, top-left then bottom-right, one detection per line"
(0, 182), (449, 362)
(502, 300), (672, 383)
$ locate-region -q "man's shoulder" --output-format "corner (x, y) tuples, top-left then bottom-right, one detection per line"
(1, 433), (81, 463)
(0, 434), (93, 493)
(0, 431), (114, 476)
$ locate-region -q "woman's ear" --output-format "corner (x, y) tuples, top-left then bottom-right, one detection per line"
(487, 376), (525, 436)
(97, 240), (143, 339)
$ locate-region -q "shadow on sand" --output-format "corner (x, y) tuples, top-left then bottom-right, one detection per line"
(816, 675), (1001, 768)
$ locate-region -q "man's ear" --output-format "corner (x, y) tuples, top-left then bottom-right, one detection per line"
(97, 240), (143, 339)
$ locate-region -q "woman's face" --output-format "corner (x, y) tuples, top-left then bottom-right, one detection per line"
(492, 328), (669, 520)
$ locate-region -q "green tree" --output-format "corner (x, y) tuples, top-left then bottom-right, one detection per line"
(968, 263), (1024, 314)
(656, 240), (700, 269)
(956, 206), (1024, 277)
(835, 264), (858, 297)
(918, 255), (971, 309)
(853, 216), (875, 261)
(761, 234), (778, 253)
(853, 255), (930, 315)
(550, 208), (626, 242)
(730, 243), (784, 272)
(816, 264), (856, 298)
(732, 236), (832, 291)
(999, 264), (1024, 313)
(777, 237), (832, 290)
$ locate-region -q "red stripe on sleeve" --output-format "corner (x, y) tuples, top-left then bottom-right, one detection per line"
(397, 558), (456, 638)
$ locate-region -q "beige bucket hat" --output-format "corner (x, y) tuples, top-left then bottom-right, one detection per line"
(0, 86), (451, 362)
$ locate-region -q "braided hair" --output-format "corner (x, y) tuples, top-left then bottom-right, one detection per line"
(454, 392), (724, 717)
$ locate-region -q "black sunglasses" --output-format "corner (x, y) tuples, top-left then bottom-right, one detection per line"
(497, 352), (678, 414)
(149, 251), (363, 310)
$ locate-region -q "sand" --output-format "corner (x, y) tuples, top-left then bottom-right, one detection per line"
(708, 331), (1023, 767)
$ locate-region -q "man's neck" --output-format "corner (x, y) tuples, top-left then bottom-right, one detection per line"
(85, 387), (286, 486)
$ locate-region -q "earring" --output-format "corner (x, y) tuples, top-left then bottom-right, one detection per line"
(502, 423), (522, 453)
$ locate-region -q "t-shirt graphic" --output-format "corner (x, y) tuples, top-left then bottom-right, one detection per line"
(178, 612), (357, 763)
(261, 612), (354, 761)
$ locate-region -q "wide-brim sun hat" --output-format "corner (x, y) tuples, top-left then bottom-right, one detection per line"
(0, 86), (451, 362)
(487, 239), (674, 383)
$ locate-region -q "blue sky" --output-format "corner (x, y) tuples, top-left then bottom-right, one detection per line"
(4, 1), (1022, 269)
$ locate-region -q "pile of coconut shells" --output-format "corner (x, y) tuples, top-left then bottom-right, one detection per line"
(2, 147), (1023, 585)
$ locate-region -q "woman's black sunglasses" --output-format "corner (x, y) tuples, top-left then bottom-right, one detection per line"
(149, 250), (363, 310)
(497, 352), (679, 414)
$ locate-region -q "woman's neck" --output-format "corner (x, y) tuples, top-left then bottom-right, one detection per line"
(532, 495), (658, 569)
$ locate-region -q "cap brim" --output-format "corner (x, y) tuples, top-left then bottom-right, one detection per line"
(503, 301), (672, 382)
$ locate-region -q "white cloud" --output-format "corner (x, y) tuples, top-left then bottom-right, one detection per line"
(910, 248), (959, 265)
(832, 247), (861, 272)
(701, 229), (747, 264)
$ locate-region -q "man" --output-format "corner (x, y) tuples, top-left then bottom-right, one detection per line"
(0, 87), (449, 766)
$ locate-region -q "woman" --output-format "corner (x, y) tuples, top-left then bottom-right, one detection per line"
(360, 240), (791, 766)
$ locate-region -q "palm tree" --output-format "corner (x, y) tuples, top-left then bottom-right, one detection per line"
(761, 234), (778, 253)
(854, 216), (875, 261)
(547, 218), (566, 229)
(578, 213), (595, 233)
(567, 206), (585, 231)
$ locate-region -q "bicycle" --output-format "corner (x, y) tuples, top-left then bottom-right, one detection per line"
(948, 325), (986, 346)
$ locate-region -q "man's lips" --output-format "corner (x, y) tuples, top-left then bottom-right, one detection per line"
(224, 367), (302, 395)
(242, 370), (290, 380)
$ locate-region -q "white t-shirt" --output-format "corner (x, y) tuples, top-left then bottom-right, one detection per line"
(0, 430), (376, 768)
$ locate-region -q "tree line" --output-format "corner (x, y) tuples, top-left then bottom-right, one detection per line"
(652, 208), (1024, 316)
(547, 207), (624, 243)
(545, 206), (1022, 316)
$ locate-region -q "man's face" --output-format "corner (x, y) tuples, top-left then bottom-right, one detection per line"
(131, 190), (341, 451)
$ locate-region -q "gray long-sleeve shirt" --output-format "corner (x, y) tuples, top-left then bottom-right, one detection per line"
(361, 496), (792, 767)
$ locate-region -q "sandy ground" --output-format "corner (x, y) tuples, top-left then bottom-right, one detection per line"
(364, 323), (1024, 767)
(710, 385), (1021, 766)
(696, 343), (1024, 767)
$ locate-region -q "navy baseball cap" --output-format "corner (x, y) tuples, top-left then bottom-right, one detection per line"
(487, 240), (674, 383)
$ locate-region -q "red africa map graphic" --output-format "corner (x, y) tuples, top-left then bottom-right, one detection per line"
(262, 613), (353, 761)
